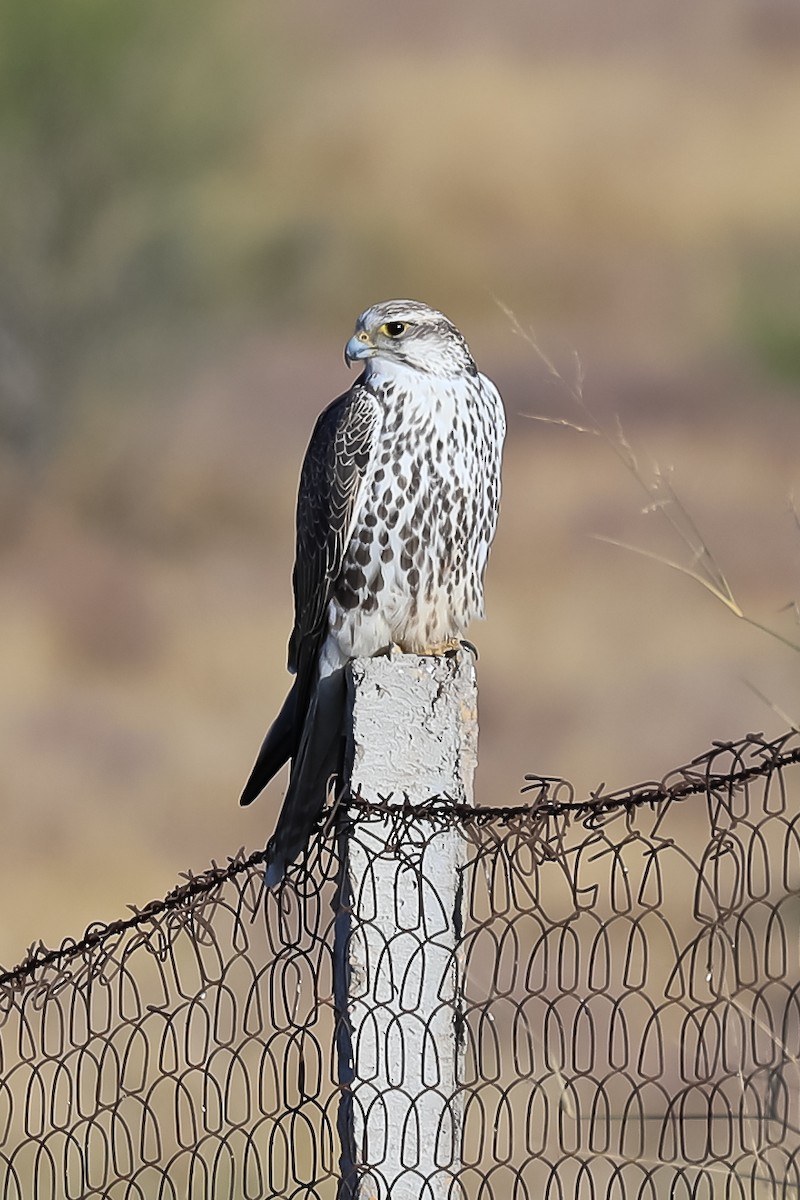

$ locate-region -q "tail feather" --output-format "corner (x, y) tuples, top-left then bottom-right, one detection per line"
(239, 682), (298, 807)
(264, 669), (346, 887)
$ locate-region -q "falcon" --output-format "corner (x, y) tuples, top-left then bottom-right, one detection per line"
(240, 299), (506, 885)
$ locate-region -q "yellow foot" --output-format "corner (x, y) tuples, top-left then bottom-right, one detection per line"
(376, 639), (477, 658)
(416, 637), (463, 657)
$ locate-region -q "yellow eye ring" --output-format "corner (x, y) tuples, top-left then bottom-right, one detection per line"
(380, 321), (408, 339)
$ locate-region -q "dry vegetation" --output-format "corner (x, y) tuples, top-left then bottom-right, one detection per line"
(1, 0), (799, 964)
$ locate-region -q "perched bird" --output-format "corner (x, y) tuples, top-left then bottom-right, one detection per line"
(240, 299), (506, 885)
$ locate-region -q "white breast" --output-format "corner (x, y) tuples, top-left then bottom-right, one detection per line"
(321, 365), (505, 675)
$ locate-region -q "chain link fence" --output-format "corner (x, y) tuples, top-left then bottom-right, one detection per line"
(2, 730), (799, 1197)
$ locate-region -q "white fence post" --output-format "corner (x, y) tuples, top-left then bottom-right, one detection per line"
(334, 651), (478, 1200)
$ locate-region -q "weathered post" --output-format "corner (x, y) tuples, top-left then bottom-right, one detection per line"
(334, 650), (478, 1200)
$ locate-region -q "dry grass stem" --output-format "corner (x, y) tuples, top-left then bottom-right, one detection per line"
(740, 678), (799, 733)
(500, 301), (800, 657)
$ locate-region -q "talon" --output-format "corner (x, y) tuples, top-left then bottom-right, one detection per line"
(418, 637), (463, 657)
(372, 642), (403, 658)
(374, 638), (472, 658)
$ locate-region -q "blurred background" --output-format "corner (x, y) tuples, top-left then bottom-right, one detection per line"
(1, 0), (799, 964)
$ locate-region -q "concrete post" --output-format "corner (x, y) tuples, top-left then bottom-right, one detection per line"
(334, 651), (478, 1200)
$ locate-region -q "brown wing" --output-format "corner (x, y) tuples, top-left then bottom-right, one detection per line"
(287, 381), (379, 714)
(238, 380), (378, 812)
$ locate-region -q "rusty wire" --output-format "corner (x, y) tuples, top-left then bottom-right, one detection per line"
(1, 730), (799, 1197)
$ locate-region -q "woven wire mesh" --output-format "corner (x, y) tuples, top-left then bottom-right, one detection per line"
(1, 730), (800, 1198)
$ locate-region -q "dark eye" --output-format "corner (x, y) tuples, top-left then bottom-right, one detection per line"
(381, 320), (408, 338)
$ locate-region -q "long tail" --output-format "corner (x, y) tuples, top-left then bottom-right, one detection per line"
(239, 682), (298, 808)
(240, 670), (347, 887)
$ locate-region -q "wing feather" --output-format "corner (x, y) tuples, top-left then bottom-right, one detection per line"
(287, 381), (379, 716)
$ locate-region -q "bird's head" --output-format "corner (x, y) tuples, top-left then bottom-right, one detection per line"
(344, 299), (478, 380)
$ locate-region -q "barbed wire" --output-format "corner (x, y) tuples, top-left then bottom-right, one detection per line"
(5, 728), (795, 995)
(1, 729), (799, 1198)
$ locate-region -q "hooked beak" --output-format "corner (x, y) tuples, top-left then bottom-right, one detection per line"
(344, 330), (374, 368)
